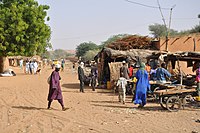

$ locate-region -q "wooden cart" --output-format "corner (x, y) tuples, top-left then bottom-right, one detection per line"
(153, 84), (196, 112)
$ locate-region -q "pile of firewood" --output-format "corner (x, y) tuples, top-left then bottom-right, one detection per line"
(106, 35), (157, 50)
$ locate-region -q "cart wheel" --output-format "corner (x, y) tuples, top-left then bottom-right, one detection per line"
(166, 96), (181, 112)
(153, 87), (160, 99)
(184, 95), (195, 103)
(159, 96), (168, 109)
(181, 95), (195, 109)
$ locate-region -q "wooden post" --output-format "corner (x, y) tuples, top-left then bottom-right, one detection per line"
(193, 38), (196, 51)
(165, 36), (168, 51)
(177, 59), (182, 85)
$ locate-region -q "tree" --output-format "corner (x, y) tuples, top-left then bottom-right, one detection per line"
(190, 25), (200, 33)
(149, 23), (178, 38)
(0, 0), (51, 72)
(149, 23), (167, 38)
(76, 42), (98, 58)
(41, 51), (51, 59)
(83, 49), (100, 61)
(41, 49), (74, 60)
(53, 49), (72, 59)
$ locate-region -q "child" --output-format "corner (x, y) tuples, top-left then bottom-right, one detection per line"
(116, 76), (127, 104)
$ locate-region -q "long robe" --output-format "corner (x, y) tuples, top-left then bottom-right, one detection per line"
(47, 70), (63, 101)
(120, 66), (130, 79)
(134, 69), (150, 106)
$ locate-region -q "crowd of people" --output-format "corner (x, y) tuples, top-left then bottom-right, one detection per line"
(117, 60), (172, 108)
(75, 59), (173, 108)
(18, 58), (196, 111)
(19, 58), (41, 75)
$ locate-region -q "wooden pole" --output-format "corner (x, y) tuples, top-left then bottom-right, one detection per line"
(177, 59), (182, 85)
(193, 38), (196, 51)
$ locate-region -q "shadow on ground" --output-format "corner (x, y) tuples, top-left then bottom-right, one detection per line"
(12, 106), (48, 110)
(91, 103), (166, 112)
(62, 83), (80, 89)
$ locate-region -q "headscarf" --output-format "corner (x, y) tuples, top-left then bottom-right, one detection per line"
(140, 63), (145, 70)
(140, 63), (145, 74)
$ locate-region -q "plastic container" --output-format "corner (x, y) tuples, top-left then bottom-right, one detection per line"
(196, 96), (200, 102)
(107, 81), (111, 89)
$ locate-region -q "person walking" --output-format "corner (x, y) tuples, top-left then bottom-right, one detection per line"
(134, 63), (150, 108)
(116, 76), (127, 104)
(47, 64), (67, 111)
(78, 62), (85, 93)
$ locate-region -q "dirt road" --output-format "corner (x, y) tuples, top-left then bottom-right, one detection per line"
(0, 63), (199, 133)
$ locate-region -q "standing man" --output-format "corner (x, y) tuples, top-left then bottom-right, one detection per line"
(128, 63), (134, 79)
(120, 61), (130, 80)
(25, 59), (29, 74)
(47, 64), (67, 111)
(33, 60), (38, 74)
(120, 60), (130, 94)
(19, 58), (23, 70)
(78, 62), (85, 93)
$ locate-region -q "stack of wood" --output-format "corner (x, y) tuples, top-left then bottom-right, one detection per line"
(106, 35), (157, 51)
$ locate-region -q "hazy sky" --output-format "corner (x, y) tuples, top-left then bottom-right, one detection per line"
(37, 0), (200, 50)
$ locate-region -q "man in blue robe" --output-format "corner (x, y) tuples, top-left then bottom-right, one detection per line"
(156, 63), (171, 83)
(134, 63), (150, 108)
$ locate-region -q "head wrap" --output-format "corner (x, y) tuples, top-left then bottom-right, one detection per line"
(122, 60), (126, 64)
(55, 64), (61, 68)
(140, 63), (145, 69)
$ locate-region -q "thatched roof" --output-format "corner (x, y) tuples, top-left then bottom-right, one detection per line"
(106, 35), (158, 50)
(103, 47), (163, 62)
(148, 51), (200, 62)
(167, 51), (200, 60)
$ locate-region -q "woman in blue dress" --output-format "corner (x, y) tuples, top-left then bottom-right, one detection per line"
(134, 63), (150, 108)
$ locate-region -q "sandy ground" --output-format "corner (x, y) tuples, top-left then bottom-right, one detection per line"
(0, 62), (200, 133)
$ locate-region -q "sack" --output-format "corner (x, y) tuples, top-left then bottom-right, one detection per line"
(47, 75), (51, 84)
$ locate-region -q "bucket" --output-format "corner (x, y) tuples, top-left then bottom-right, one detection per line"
(107, 81), (111, 89)
(196, 96), (200, 102)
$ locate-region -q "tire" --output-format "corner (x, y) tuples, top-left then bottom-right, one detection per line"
(159, 96), (168, 110)
(153, 87), (160, 100)
(181, 94), (195, 109)
(166, 96), (181, 112)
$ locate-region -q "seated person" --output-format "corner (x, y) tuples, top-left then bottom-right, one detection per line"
(156, 63), (171, 83)
(0, 69), (16, 77)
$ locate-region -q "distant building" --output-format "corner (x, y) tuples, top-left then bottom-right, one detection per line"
(158, 33), (200, 52)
